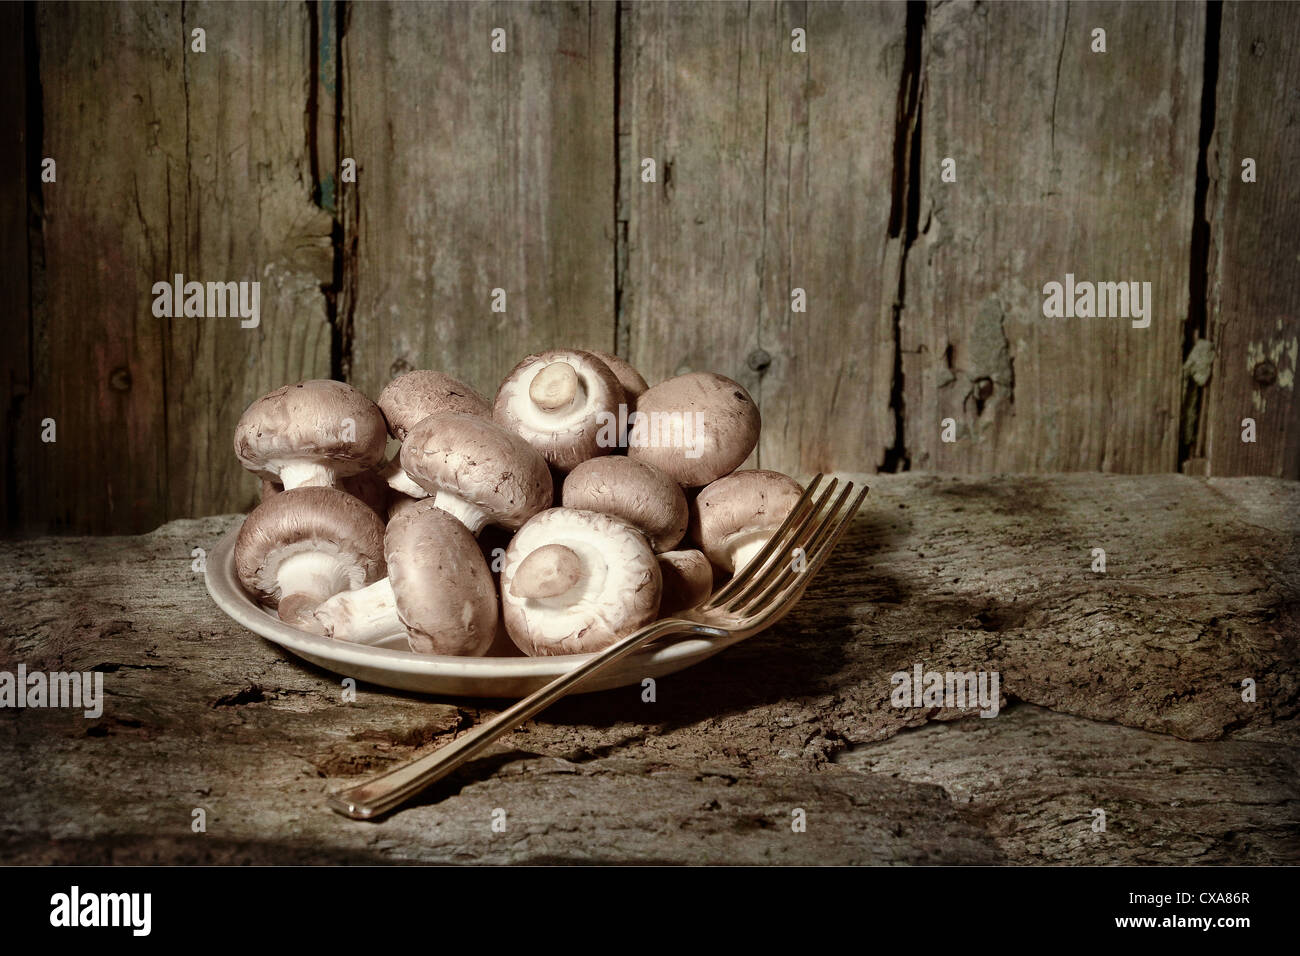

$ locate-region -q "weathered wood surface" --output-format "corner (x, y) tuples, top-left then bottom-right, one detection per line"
(902, 0), (1204, 473)
(618, 1), (902, 477)
(12, 2), (332, 534)
(1203, 1), (1300, 478)
(1, 474), (1295, 864)
(340, 0), (616, 403)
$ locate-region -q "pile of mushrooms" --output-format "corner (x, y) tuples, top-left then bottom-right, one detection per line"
(232, 351), (805, 658)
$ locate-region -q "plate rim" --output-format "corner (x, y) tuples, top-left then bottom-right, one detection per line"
(204, 522), (744, 682)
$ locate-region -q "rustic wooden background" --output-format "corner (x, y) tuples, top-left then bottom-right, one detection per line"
(3, 0), (1297, 535)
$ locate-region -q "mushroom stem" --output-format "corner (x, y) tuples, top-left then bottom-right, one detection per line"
(510, 544), (584, 599)
(528, 362), (583, 414)
(277, 460), (340, 490)
(307, 577), (401, 644)
(727, 534), (775, 575)
(432, 491), (490, 535)
(378, 454), (431, 499)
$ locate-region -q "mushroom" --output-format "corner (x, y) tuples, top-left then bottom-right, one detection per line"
(234, 486), (387, 626)
(234, 380), (388, 490)
(375, 370), (492, 498)
(400, 411), (553, 534)
(689, 469), (805, 573)
(657, 549), (714, 614)
(627, 372), (760, 487)
(500, 508), (662, 656)
(261, 466), (389, 519)
(377, 370), (492, 441)
(561, 456), (687, 552)
(306, 500), (498, 656)
(589, 350), (649, 404)
(494, 349), (626, 472)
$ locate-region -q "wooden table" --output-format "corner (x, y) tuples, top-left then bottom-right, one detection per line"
(2, 474), (1296, 864)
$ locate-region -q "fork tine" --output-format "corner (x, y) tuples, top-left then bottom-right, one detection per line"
(723, 479), (848, 612)
(701, 474), (831, 611)
(735, 483), (868, 620)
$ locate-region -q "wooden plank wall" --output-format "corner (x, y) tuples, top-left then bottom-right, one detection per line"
(3, 0), (1298, 535)
(1201, 1), (1300, 477)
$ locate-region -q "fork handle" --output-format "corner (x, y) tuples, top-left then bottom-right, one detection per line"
(328, 617), (710, 819)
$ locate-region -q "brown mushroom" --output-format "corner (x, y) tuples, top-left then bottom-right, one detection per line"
(375, 371), (493, 498)
(234, 486), (387, 625)
(689, 469), (804, 573)
(657, 549), (714, 614)
(561, 456), (687, 552)
(500, 508), (661, 656)
(627, 372), (760, 487)
(377, 370), (492, 441)
(306, 500), (498, 656)
(589, 350), (649, 404)
(400, 412), (552, 534)
(494, 349), (626, 472)
(234, 380), (388, 489)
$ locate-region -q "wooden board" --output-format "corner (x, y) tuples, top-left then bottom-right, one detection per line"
(18, 2), (331, 534)
(619, 1), (903, 475)
(340, 0), (616, 403)
(901, 0), (1204, 473)
(1203, 1), (1300, 478)
(1, 474), (1295, 862)
(30, 2), (180, 533)
(0, 3), (32, 532)
(166, 1), (335, 519)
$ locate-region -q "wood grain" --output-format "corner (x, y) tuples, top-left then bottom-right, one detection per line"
(619, 1), (902, 475)
(902, 0), (1204, 473)
(1203, 1), (1300, 478)
(340, 0), (615, 404)
(33, 1), (179, 534)
(0, 474), (1295, 862)
(166, 1), (334, 519)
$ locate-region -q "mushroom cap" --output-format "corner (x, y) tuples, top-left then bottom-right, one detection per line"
(234, 486), (387, 606)
(234, 380), (388, 483)
(500, 508), (662, 657)
(657, 549), (714, 614)
(626, 372), (760, 487)
(384, 499), (499, 656)
(261, 469), (388, 519)
(377, 370), (492, 441)
(400, 412), (553, 530)
(493, 349), (626, 472)
(562, 456), (687, 552)
(589, 350), (649, 403)
(689, 469), (805, 570)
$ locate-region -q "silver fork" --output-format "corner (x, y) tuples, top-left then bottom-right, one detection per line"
(327, 474), (868, 820)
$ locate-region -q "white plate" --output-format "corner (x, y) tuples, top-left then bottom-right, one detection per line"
(204, 525), (746, 698)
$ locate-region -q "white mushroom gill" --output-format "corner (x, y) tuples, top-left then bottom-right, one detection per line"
(504, 524), (649, 646)
(262, 543), (370, 605)
(505, 360), (602, 441)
